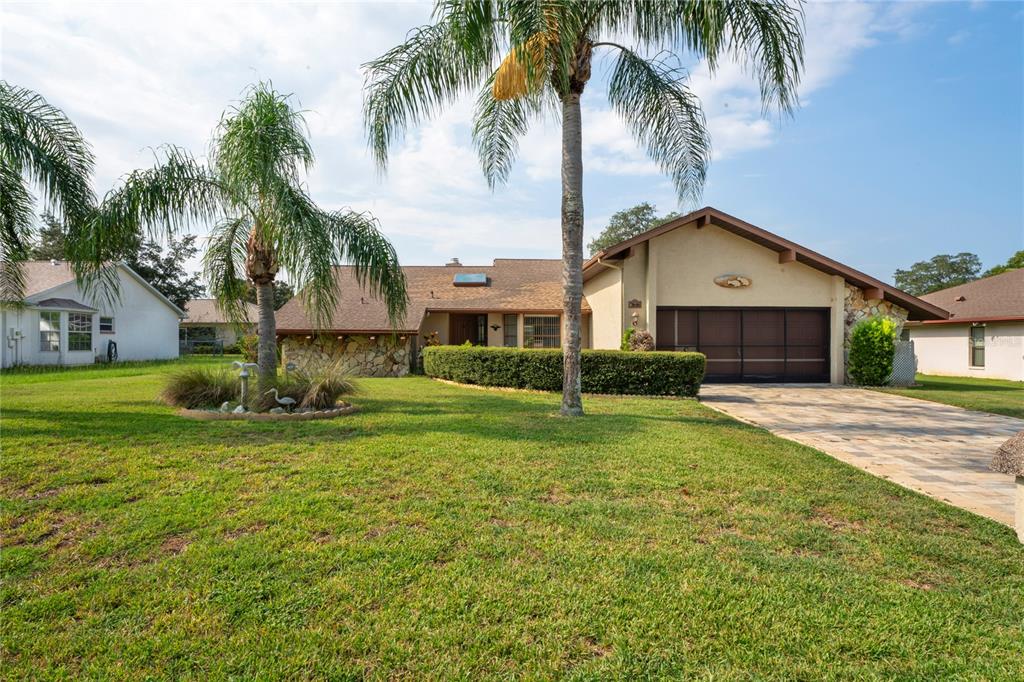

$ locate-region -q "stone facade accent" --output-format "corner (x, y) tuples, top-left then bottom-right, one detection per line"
(282, 334), (412, 377)
(843, 283), (909, 349)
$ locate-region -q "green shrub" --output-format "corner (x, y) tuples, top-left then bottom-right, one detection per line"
(238, 334), (259, 363)
(848, 316), (897, 386)
(161, 366), (238, 408)
(620, 328), (635, 351)
(422, 346), (705, 397)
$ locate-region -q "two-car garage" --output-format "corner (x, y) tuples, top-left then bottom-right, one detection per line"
(655, 307), (831, 382)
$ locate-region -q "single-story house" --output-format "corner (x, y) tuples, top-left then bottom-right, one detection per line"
(905, 269), (1023, 381)
(0, 260), (183, 368)
(181, 299), (258, 349)
(275, 207), (948, 381)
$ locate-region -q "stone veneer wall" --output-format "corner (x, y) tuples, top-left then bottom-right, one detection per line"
(843, 283), (910, 349)
(282, 334), (412, 377)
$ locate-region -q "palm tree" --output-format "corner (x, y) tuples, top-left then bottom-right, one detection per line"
(364, 1), (804, 416)
(69, 82), (407, 384)
(0, 82), (96, 303)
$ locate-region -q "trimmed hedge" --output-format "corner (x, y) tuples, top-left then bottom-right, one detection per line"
(422, 345), (705, 397)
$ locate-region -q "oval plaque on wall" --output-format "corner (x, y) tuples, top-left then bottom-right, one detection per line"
(714, 274), (752, 288)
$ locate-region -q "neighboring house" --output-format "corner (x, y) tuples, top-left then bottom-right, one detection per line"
(181, 299), (258, 349)
(275, 207), (947, 381)
(905, 269), (1023, 381)
(1, 260), (183, 368)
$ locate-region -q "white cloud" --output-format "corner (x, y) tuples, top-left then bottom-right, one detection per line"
(0, 0), (925, 270)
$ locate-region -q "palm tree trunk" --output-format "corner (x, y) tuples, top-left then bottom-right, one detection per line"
(559, 92), (584, 417)
(255, 281), (277, 384)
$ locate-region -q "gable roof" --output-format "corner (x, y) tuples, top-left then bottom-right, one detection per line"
(183, 299), (259, 325)
(276, 259), (588, 333)
(8, 260), (185, 317)
(583, 206), (948, 321)
(917, 269), (1024, 323)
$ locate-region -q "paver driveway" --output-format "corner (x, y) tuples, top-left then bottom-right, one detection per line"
(700, 384), (1023, 526)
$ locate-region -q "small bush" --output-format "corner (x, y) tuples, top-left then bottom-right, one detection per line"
(238, 334), (260, 363)
(848, 316), (897, 386)
(620, 328), (635, 351)
(422, 346), (705, 397)
(162, 366), (238, 408)
(629, 329), (655, 352)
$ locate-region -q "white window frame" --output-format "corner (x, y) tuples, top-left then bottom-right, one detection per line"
(68, 313), (93, 352)
(99, 316), (115, 334)
(969, 325), (985, 368)
(39, 311), (60, 352)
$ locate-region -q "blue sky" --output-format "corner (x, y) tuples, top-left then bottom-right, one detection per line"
(3, 1), (1021, 285)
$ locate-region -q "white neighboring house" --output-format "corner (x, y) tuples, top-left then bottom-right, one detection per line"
(906, 269), (1023, 381)
(1, 260), (184, 368)
(181, 299), (257, 349)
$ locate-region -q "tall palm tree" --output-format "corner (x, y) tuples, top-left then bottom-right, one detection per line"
(69, 82), (407, 383)
(0, 81), (96, 303)
(364, 1), (804, 416)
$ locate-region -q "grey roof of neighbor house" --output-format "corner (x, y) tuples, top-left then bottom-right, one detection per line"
(918, 269), (1024, 323)
(183, 299), (259, 325)
(1, 260), (185, 316)
(276, 259), (588, 333)
(584, 206), (949, 321)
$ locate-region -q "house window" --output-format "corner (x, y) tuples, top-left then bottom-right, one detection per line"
(100, 316), (115, 333)
(503, 314), (518, 347)
(39, 311), (60, 352)
(970, 325), (985, 368)
(68, 313), (93, 352)
(524, 315), (560, 348)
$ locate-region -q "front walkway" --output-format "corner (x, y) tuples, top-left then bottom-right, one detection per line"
(700, 384), (1023, 526)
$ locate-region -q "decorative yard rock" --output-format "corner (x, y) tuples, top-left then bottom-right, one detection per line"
(282, 334), (411, 377)
(991, 431), (1024, 543)
(178, 403), (358, 422)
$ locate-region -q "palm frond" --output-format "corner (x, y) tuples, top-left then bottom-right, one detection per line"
(0, 161), (34, 303)
(212, 82), (314, 201)
(0, 81), (96, 226)
(596, 0), (803, 113)
(362, 6), (499, 170)
(607, 49), (711, 202)
(203, 215), (252, 325)
(472, 73), (540, 188)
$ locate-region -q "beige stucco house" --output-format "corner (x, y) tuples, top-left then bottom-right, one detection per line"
(905, 269), (1023, 381)
(275, 207), (947, 380)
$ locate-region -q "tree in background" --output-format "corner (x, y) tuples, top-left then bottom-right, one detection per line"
(125, 235), (205, 310)
(0, 82), (95, 302)
(68, 82), (407, 384)
(588, 202), (678, 256)
(244, 280), (294, 311)
(365, 1), (803, 415)
(29, 212), (68, 260)
(894, 253), (981, 296)
(982, 250), (1024, 278)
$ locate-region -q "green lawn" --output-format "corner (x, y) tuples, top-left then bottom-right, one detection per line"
(2, 361), (1022, 679)
(877, 374), (1024, 419)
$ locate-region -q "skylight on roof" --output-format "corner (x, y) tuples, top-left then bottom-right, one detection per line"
(453, 273), (488, 287)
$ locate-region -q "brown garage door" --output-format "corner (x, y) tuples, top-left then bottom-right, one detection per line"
(656, 307), (830, 383)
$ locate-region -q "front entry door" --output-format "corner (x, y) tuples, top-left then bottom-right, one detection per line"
(449, 314), (487, 345)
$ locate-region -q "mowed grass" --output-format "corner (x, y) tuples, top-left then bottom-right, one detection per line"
(2, 361), (1022, 680)
(878, 374), (1024, 419)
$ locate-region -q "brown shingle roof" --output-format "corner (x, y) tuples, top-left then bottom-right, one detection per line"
(276, 259), (588, 333)
(919, 269), (1024, 322)
(13, 260), (77, 297)
(183, 299), (259, 325)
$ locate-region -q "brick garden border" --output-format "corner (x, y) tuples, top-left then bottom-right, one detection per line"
(177, 404), (358, 421)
